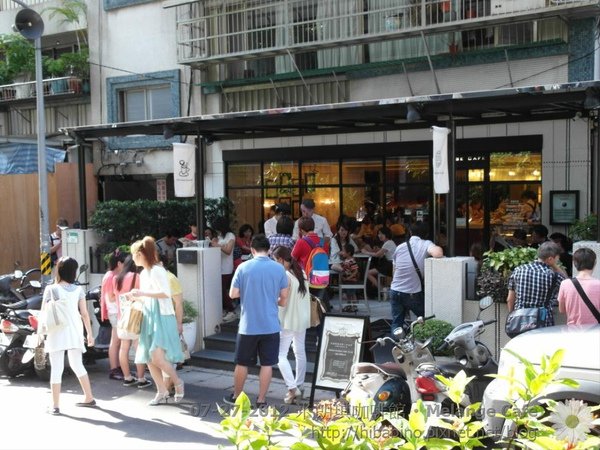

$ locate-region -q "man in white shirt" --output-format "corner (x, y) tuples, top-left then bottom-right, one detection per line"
(264, 203), (290, 238)
(292, 198), (333, 243)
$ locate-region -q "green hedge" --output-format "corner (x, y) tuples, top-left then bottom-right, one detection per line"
(90, 197), (235, 247)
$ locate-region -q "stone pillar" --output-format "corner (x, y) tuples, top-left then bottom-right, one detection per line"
(177, 247), (222, 352)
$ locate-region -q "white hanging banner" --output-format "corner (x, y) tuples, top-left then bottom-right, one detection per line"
(432, 126), (451, 194)
(173, 143), (196, 197)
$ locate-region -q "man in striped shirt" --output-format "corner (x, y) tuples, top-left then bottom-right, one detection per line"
(507, 241), (568, 327)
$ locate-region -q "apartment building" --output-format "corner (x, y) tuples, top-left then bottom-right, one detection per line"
(5, 0), (600, 255)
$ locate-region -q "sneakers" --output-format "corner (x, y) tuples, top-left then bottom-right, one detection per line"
(109, 367), (124, 381)
(122, 377), (137, 387)
(222, 393), (237, 405)
(222, 311), (238, 323)
(137, 379), (153, 389)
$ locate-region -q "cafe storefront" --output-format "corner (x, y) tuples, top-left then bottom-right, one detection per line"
(224, 136), (543, 256)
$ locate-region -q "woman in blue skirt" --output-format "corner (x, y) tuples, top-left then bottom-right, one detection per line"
(128, 236), (184, 405)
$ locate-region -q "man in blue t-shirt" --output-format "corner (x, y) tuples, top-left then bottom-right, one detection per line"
(224, 234), (289, 407)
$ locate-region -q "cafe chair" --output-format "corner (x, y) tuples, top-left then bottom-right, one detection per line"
(338, 256), (371, 314)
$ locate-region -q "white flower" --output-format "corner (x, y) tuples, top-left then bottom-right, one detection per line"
(548, 399), (594, 444)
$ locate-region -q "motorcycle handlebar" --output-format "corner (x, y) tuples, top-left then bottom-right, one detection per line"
(436, 341), (449, 352)
(423, 315), (436, 321)
(483, 319), (497, 326)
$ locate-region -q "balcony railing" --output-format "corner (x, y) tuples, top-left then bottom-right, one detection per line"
(175, 0), (597, 66)
(0, 77), (88, 102)
(0, 0), (46, 11)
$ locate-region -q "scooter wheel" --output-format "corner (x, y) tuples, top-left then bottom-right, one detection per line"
(0, 347), (28, 378)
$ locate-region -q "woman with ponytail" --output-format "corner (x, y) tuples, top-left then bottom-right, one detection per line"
(127, 236), (184, 405)
(272, 246), (311, 404)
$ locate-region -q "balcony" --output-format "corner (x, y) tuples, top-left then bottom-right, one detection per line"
(0, 76), (88, 103)
(173, 0), (597, 67)
(0, 0), (45, 11)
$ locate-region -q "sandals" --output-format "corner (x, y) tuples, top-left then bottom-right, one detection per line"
(148, 391), (169, 406)
(174, 381), (185, 403)
(283, 387), (303, 404)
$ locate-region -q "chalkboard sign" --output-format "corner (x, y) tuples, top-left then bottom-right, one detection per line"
(309, 314), (369, 406)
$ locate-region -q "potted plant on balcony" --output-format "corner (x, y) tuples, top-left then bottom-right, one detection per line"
(0, 34), (35, 99)
(44, 57), (67, 94)
(61, 47), (89, 94)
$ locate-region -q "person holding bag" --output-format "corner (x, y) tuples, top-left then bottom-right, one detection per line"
(114, 254), (152, 389)
(273, 246), (311, 404)
(127, 236), (184, 406)
(558, 247), (600, 325)
(42, 256), (96, 415)
(506, 241), (567, 335)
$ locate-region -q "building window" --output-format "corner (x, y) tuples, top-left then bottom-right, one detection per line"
(119, 85), (172, 122)
(106, 70), (180, 150)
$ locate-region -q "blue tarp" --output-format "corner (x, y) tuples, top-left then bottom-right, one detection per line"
(0, 143), (66, 175)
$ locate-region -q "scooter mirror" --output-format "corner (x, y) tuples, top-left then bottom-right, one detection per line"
(479, 296), (493, 310)
(13, 270), (23, 279)
(79, 264), (89, 274)
(392, 327), (405, 339)
(30, 280), (41, 288)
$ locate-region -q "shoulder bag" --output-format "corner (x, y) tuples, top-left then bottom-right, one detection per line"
(39, 286), (68, 335)
(570, 278), (600, 323)
(406, 238), (425, 293)
(505, 273), (557, 338)
(310, 294), (326, 328)
(117, 274), (142, 340)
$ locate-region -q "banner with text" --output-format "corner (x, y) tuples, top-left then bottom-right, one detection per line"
(173, 143), (195, 197)
(432, 126), (450, 194)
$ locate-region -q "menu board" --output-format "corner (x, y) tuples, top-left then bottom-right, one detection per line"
(309, 314), (369, 404)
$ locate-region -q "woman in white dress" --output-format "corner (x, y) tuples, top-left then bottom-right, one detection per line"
(273, 246), (311, 404)
(42, 256), (95, 415)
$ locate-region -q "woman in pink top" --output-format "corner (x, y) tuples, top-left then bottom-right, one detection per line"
(558, 248), (600, 325)
(113, 255), (152, 388)
(101, 249), (126, 380)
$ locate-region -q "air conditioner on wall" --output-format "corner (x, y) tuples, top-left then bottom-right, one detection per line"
(491, 0), (546, 15)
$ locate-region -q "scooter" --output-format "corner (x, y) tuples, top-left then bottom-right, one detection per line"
(342, 315), (437, 418)
(415, 297), (498, 410)
(0, 303), (36, 377)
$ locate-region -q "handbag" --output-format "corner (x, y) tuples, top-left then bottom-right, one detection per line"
(180, 335), (191, 361)
(310, 294), (325, 328)
(570, 278), (600, 323)
(126, 301), (144, 336)
(505, 273), (557, 338)
(39, 286), (68, 335)
(116, 275), (140, 340)
(117, 298), (139, 340)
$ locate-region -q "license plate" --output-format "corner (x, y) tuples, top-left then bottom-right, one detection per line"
(23, 334), (38, 349)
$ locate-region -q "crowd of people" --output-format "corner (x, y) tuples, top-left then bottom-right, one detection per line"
(42, 195), (598, 412)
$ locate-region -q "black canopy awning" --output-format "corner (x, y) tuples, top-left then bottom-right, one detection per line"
(63, 81), (600, 141)
(64, 80), (600, 245)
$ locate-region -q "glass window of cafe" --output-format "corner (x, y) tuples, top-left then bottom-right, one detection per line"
(455, 151), (542, 255)
(226, 156), (432, 235)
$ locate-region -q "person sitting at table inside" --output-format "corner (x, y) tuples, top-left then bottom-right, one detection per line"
(363, 227), (397, 290)
(329, 219), (359, 274)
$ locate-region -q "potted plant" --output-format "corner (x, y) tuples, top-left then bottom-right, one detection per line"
(182, 299), (198, 352)
(0, 34), (35, 98)
(44, 57), (67, 94)
(61, 47), (89, 94)
(569, 213), (598, 242)
(476, 247), (537, 303)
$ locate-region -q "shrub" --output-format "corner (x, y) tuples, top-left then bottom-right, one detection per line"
(569, 213), (598, 241)
(412, 319), (454, 356)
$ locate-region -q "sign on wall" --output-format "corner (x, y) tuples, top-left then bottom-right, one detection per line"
(550, 190), (579, 225)
(173, 143), (196, 197)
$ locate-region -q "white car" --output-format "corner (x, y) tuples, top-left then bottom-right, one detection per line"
(481, 324), (600, 439)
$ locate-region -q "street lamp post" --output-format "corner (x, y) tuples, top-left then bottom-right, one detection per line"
(13, 4), (52, 283)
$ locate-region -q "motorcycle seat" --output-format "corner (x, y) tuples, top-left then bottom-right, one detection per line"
(375, 362), (407, 378)
(2, 299), (27, 310)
